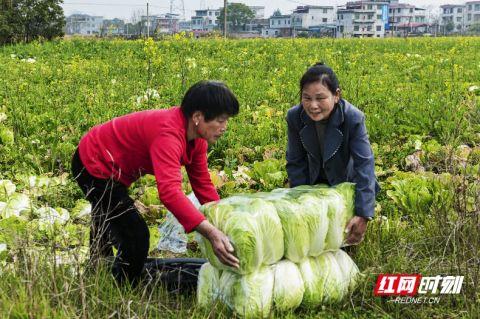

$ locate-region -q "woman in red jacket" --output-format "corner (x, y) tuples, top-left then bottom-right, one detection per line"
(71, 81), (240, 285)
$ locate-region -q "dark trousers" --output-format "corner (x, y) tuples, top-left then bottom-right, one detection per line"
(71, 148), (149, 285)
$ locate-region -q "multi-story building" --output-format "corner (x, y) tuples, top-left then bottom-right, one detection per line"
(465, 1), (480, 29)
(291, 6), (336, 36)
(102, 18), (125, 36)
(440, 4), (466, 33)
(191, 9), (220, 31)
(244, 6), (267, 33)
(389, 3), (428, 35)
(262, 14), (292, 37)
(178, 20), (192, 32)
(336, 1), (389, 38)
(154, 13), (180, 34)
(65, 14), (103, 36)
(249, 6), (265, 19)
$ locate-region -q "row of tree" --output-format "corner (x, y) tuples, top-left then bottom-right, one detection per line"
(0, 0), (64, 45)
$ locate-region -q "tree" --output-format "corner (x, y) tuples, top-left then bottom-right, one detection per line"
(217, 3), (255, 32)
(445, 21), (454, 33)
(0, 0), (21, 43)
(0, 0), (64, 45)
(467, 23), (480, 33)
(273, 9), (282, 17)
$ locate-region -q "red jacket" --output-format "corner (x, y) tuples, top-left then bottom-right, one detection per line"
(78, 107), (219, 232)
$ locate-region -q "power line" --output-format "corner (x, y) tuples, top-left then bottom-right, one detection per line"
(63, 2), (196, 12)
(64, 2), (148, 6)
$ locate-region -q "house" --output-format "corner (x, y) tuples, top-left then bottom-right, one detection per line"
(263, 14), (292, 37)
(178, 20), (192, 32)
(389, 2), (428, 35)
(191, 9), (220, 31)
(465, 1), (480, 30)
(65, 14), (103, 36)
(154, 13), (180, 34)
(249, 6), (265, 19)
(292, 6), (336, 37)
(102, 18), (125, 36)
(440, 4), (465, 33)
(244, 6), (267, 33)
(337, 1), (389, 38)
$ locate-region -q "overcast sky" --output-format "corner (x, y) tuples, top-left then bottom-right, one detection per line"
(62, 0), (466, 21)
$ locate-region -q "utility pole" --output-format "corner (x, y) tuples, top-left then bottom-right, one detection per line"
(147, 2), (150, 38)
(224, 0), (227, 38)
(170, 0), (173, 34)
(181, 0), (185, 21)
(391, 9), (395, 37)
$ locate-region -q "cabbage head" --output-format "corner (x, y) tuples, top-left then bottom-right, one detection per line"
(71, 199), (92, 220)
(220, 266), (274, 318)
(197, 262), (222, 308)
(245, 198), (283, 265)
(298, 256), (327, 306)
(198, 213), (263, 274)
(273, 260), (304, 311)
(321, 191), (347, 251)
(334, 183), (356, 220)
(0, 180), (16, 201)
(199, 197), (283, 274)
(271, 199), (309, 262)
(319, 252), (345, 303)
(297, 193), (329, 256)
(0, 193), (31, 219)
(333, 249), (360, 293)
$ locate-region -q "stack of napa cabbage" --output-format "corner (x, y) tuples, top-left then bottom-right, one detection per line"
(197, 183), (360, 317)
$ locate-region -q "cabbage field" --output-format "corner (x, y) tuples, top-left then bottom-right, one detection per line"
(0, 36), (479, 318)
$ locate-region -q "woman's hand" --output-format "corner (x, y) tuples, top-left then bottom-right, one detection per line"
(196, 220), (240, 269)
(344, 216), (369, 245)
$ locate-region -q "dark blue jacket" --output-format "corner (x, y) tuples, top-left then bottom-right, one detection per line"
(286, 99), (380, 218)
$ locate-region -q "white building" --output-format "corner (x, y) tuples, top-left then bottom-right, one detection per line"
(249, 6), (265, 19)
(337, 1), (389, 38)
(244, 6), (267, 33)
(155, 14), (181, 34)
(66, 14), (103, 35)
(389, 3), (427, 35)
(263, 14), (292, 37)
(465, 1), (480, 29)
(191, 9), (220, 31)
(141, 14), (181, 34)
(291, 5), (336, 35)
(440, 4), (466, 33)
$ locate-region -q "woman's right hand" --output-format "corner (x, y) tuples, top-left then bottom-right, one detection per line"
(196, 220), (240, 269)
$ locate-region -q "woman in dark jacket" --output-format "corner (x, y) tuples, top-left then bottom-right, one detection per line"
(286, 63), (380, 245)
(71, 81), (240, 285)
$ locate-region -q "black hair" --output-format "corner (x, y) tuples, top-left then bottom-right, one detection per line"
(181, 80), (239, 121)
(299, 62), (340, 98)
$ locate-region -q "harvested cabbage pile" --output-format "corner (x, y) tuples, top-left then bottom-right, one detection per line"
(196, 183), (360, 317)
(197, 251), (359, 318)
(197, 183), (355, 272)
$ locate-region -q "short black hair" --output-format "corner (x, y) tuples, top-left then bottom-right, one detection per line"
(300, 62), (340, 98)
(181, 81), (239, 121)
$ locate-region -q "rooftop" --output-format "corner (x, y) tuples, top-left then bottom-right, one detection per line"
(271, 15), (292, 19)
(440, 4), (466, 8)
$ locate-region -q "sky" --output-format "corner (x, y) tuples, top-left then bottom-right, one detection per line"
(61, 0), (466, 21)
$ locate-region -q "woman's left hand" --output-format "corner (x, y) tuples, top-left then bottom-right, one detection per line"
(344, 216), (369, 245)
